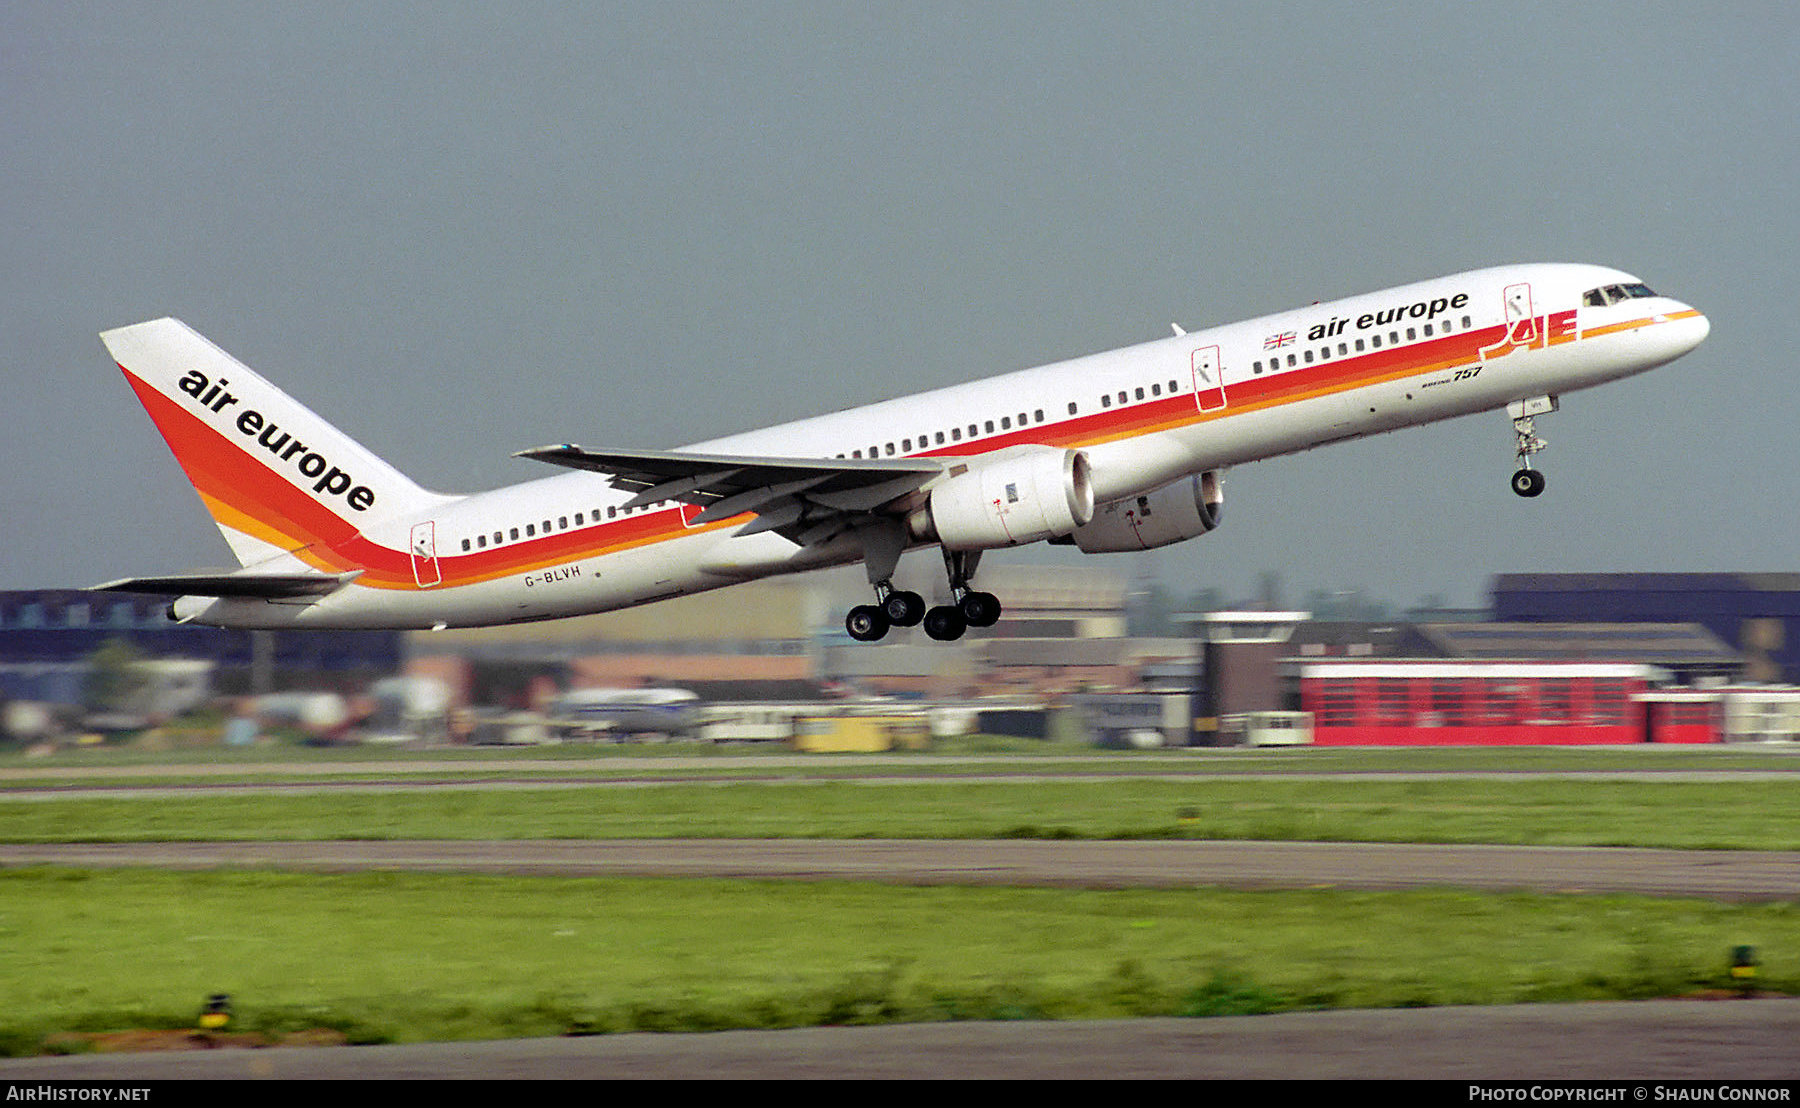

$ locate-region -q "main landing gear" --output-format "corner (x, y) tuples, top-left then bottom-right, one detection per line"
(919, 549), (1002, 642)
(843, 546), (1002, 643)
(1508, 395), (1558, 498)
(845, 581), (925, 642)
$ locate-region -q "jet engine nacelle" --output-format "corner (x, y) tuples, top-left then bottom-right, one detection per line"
(911, 447), (1095, 550)
(1064, 470), (1223, 553)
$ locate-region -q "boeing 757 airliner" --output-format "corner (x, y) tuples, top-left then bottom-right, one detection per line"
(94, 263), (1708, 641)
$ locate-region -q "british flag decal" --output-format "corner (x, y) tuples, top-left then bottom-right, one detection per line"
(1263, 331), (1296, 350)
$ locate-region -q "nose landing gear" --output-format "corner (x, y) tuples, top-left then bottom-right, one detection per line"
(1508, 395), (1557, 498)
(1511, 467), (1546, 498)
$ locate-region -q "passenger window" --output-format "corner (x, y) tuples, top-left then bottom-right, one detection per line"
(543, 520), (552, 532)
(1134, 387), (1144, 400)
(884, 443), (895, 456)
(1018, 412), (1027, 425)
(1371, 334), (1382, 348)
(999, 417), (1010, 430)
(1253, 360), (1263, 374)
(477, 535), (487, 549)
(935, 431), (945, 444)
(984, 420), (995, 433)
(510, 527), (520, 540)
(1151, 383), (1161, 396)
(1117, 391), (1128, 405)
(494, 531), (504, 544)
(951, 427), (962, 441)
(1168, 380), (1179, 392)
(902, 438), (912, 452)
(1462, 315), (1472, 328)
(1303, 349), (1313, 364)
(1423, 324), (1433, 337)
(1286, 354), (1297, 367)
(1067, 402), (1078, 415)
(525, 524), (535, 537)
(1338, 342), (1348, 355)
(559, 517), (568, 529)
(852, 449), (862, 458)
(1319, 347), (1330, 360)
(1406, 328), (1416, 341)
(461, 539), (471, 552)
(1101, 395), (1111, 408)
(1033, 409), (1044, 422)
(575, 513), (584, 526)
(607, 506), (617, 519)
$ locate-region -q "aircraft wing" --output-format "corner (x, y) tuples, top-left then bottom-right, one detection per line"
(515, 445), (945, 543)
(91, 571), (361, 599)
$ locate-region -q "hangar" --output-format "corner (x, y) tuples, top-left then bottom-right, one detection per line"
(1493, 573), (1800, 684)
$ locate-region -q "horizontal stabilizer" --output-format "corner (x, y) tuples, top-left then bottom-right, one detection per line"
(91, 571), (361, 599)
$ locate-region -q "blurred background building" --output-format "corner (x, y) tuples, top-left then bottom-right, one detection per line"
(5, 568), (1799, 747)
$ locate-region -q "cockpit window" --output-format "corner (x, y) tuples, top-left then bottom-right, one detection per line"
(1582, 282), (1658, 307)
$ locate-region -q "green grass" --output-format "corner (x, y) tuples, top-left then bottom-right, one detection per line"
(3, 745), (1795, 1054)
(1, 866), (1792, 1054)
(3, 778), (1799, 849)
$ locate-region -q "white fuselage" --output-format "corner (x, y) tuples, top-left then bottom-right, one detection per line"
(177, 262), (1708, 629)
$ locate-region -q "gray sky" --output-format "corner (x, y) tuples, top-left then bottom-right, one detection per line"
(3, 2), (1792, 609)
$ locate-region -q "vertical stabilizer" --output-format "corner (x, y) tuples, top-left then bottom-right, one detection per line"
(102, 318), (453, 567)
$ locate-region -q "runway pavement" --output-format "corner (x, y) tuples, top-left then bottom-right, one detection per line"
(3, 838), (1798, 899)
(3, 1000), (1796, 1079)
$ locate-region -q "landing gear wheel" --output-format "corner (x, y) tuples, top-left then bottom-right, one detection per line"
(845, 605), (890, 642)
(1511, 468), (1545, 498)
(882, 589), (926, 627)
(959, 591), (1002, 627)
(923, 605), (967, 642)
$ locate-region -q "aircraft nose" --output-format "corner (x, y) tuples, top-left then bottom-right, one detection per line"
(1667, 304), (1710, 356)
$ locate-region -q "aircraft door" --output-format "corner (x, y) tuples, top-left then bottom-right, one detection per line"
(410, 521), (442, 588)
(1503, 282), (1537, 346)
(1192, 345), (1225, 412)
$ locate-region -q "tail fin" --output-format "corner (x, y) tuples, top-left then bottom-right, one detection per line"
(102, 318), (452, 567)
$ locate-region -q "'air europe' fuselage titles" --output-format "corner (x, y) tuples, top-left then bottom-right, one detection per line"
(1306, 292), (1470, 341)
(175, 368), (377, 511)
